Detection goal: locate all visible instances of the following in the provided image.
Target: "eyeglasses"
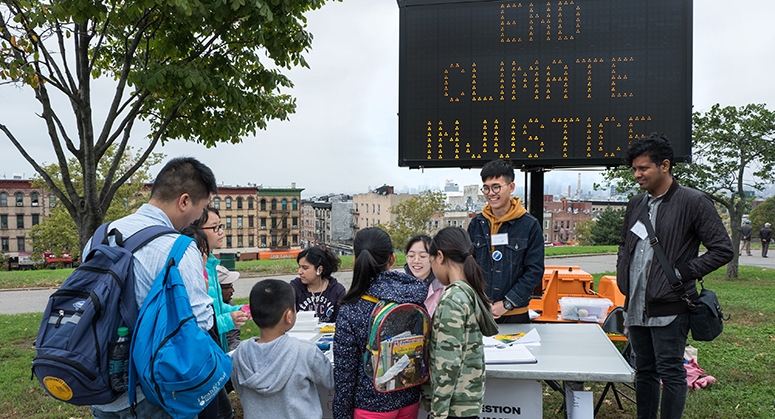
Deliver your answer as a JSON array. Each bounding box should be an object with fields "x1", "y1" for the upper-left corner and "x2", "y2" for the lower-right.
[
  {"x1": 481, "y1": 183, "x2": 507, "y2": 194},
  {"x1": 206, "y1": 224, "x2": 224, "y2": 233},
  {"x1": 220, "y1": 284, "x2": 233, "y2": 290},
  {"x1": 406, "y1": 252, "x2": 429, "y2": 261}
]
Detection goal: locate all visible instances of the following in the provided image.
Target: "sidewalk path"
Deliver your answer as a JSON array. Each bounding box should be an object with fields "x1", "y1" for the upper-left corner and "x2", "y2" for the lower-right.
[{"x1": 3, "y1": 253, "x2": 773, "y2": 315}]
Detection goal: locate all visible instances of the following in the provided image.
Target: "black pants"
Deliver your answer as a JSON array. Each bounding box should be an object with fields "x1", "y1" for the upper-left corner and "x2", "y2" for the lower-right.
[{"x1": 495, "y1": 311, "x2": 530, "y2": 324}]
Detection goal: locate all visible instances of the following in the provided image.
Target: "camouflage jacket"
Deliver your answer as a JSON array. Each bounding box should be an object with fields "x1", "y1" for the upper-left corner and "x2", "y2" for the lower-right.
[{"x1": 422, "y1": 280, "x2": 498, "y2": 418}]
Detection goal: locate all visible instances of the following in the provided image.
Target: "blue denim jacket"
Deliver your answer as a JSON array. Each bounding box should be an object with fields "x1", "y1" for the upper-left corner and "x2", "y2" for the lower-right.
[{"x1": 467, "y1": 213, "x2": 544, "y2": 308}]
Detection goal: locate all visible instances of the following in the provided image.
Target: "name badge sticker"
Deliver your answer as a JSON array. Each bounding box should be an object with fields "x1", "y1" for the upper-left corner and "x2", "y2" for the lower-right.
[
  {"x1": 630, "y1": 220, "x2": 648, "y2": 241},
  {"x1": 491, "y1": 233, "x2": 509, "y2": 246}
]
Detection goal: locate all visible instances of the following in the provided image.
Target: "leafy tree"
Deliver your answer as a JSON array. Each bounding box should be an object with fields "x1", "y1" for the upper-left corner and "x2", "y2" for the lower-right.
[
  {"x1": 749, "y1": 197, "x2": 775, "y2": 240},
  {"x1": 28, "y1": 145, "x2": 158, "y2": 263},
  {"x1": 0, "y1": 0, "x2": 334, "y2": 252},
  {"x1": 590, "y1": 207, "x2": 625, "y2": 245},
  {"x1": 574, "y1": 219, "x2": 595, "y2": 246},
  {"x1": 599, "y1": 104, "x2": 775, "y2": 277},
  {"x1": 28, "y1": 206, "x2": 80, "y2": 266},
  {"x1": 378, "y1": 190, "x2": 446, "y2": 252}
]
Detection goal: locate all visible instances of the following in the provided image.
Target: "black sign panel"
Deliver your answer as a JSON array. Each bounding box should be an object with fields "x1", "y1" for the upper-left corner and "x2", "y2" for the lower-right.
[{"x1": 398, "y1": 0, "x2": 692, "y2": 168}]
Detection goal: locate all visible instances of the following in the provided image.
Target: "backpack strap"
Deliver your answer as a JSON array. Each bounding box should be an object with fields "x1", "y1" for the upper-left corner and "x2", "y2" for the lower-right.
[
  {"x1": 123, "y1": 225, "x2": 179, "y2": 254},
  {"x1": 361, "y1": 295, "x2": 379, "y2": 304}
]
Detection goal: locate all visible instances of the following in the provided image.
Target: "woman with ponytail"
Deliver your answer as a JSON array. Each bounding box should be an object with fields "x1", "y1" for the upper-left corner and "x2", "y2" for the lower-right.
[
  {"x1": 422, "y1": 227, "x2": 498, "y2": 419},
  {"x1": 333, "y1": 228, "x2": 428, "y2": 419}
]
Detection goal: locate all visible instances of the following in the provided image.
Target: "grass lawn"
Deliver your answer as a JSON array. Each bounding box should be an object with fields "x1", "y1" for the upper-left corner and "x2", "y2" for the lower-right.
[
  {"x1": 0, "y1": 245, "x2": 614, "y2": 289},
  {"x1": 5, "y1": 265, "x2": 774, "y2": 418}
]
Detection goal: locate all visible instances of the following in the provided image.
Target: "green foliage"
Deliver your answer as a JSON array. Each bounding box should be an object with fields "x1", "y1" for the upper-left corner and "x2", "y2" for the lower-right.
[
  {"x1": 380, "y1": 190, "x2": 447, "y2": 252},
  {"x1": 573, "y1": 219, "x2": 595, "y2": 246},
  {"x1": 27, "y1": 206, "x2": 80, "y2": 265},
  {"x1": 749, "y1": 196, "x2": 775, "y2": 239},
  {"x1": 0, "y1": 0, "x2": 336, "y2": 251},
  {"x1": 590, "y1": 207, "x2": 625, "y2": 245}
]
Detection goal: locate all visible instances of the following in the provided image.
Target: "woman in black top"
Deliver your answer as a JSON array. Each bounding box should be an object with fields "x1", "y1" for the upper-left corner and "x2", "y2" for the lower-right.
[{"x1": 290, "y1": 247, "x2": 346, "y2": 322}]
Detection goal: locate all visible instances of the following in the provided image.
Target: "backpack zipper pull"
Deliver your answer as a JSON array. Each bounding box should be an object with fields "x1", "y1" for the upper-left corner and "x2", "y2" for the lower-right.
[{"x1": 55, "y1": 310, "x2": 65, "y2": 328}]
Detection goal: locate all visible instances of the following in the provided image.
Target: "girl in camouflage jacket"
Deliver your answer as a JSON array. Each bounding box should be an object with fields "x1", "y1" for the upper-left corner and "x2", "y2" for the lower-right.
[{"x1": 424, "y1": 227, "x2": 499, "y2": 419}]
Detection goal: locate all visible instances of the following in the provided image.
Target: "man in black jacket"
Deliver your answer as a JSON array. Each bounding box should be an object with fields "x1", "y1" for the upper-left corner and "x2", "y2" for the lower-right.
[
  {"x1": 760, "y1": 223, "x2": 772, "y2": 258},
  {"x1": 617, "y1": 134, "x2": 733, "y2": 419}
]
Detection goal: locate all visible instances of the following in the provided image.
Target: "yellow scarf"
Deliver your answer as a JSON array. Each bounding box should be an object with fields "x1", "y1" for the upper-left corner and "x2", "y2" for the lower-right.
[{"x1": 482, "y1": 197, "x2": 527, "y2": 252}]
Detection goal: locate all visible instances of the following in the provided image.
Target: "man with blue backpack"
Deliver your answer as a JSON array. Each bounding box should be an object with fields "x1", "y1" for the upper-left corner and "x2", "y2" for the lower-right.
[{"x1": 35, "y1": 157, "x2": 218, "y2": 419}]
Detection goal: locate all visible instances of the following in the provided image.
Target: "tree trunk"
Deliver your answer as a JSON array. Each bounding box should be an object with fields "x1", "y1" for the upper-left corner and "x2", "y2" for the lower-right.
[
  {"x1": 76, "y1": 205, "x2": 107, "y2": 260},
  {"x1": 725, "y1": 261, "x2": 738, "y2": 278}
]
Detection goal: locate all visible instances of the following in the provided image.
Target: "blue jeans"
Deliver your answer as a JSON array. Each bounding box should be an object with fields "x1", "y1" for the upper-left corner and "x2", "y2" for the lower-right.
[
  {"x1": 628, "y1": 312, "x2": 690, "y2": 419},
  {"x1": 91, "y1": 399, "x2": 170, "y2": 419}
]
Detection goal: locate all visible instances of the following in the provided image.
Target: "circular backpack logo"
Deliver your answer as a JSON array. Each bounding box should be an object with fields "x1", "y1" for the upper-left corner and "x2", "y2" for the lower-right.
[{"x1": 43, "y1": 376, "x2": 73, "y2": 401}]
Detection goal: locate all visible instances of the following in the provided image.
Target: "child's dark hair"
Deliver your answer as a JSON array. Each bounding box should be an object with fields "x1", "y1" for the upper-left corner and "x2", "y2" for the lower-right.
[
  {"x1": 404, "y1": 235, "x2": 432, "y2": 254},
  {"x1": 480, "y1": 159, "x2": 515, "y2": 183},
  {"x1": 623, "y1": 132, "x2": 674, "y2": 171},
  {"x1": 429, "y1": 227, "x2": 491, "y2": 308},
  {"x1": 249, "y1": 279, "x2": 296, "y2": 328},
  {"x1": 340, "y1": 228, "x2": 394, "y2": 304},
  {"x1": 297, "y1": 247, "x2": 341, "y2": 279},
  {"x1": 192, "y1": 206, "x2": 220, "y2": 229},
  {"x1": 179, "y1": 224, "x2": 209, "y2": 256}
]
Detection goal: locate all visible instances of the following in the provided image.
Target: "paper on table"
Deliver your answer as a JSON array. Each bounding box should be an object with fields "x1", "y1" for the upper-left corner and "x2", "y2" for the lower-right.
[
  {"x1": 483, "y1": 328, "x2": 541, "y2": 347},
  {"x1": 485, "y1": 344, "x2": 537, "y2": 364}
]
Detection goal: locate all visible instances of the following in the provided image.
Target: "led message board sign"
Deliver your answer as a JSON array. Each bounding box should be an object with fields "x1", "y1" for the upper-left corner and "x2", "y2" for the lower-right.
[{"x1": 397, "y1": 0, "x2": 692, "y2": 168}]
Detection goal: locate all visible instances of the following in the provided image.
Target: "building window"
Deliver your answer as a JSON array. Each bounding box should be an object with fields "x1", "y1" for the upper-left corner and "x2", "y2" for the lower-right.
[
  {"x1": 237, "y1": 197, "x2": 243, "y2": 209},
  {"x1": 0, "y1": 192, "x2": 6, "y2": 206},
  {"x1": 49, "y1": 194, "x2": 56, "y2": 207},
  {"x1": 226, "y1": 235, "x2": 232, "y2": 248},
  {"x1": 32, "y1": 214, "x2": 39, "y2": 226},
  {"x1": 365, "y1": 205, "x2": 369, "y2": 213},
  {"x1": 226, "y1": 197, "x2": 232, "y2": 209},
  {"x1": 282, "y1": 218, "x2": 287, "y2": 229},
  {"x1": 372, "y1": 204, "x2": 375, "y2": 213},
  {"x1": 213, "y1": 197, "x2": 220, "y2": 209},
  {"x1": 292, "y1": 199, "x2": 298, "y2": 210},
  {"x1": 249, "y1": 235, "x2": 254, "y2": 247},
  {"x1": 237, "y1": 216, "x2": 243, "y2": 229},
  {"x1": 292, "y1": 217, "x2": 298, "y2": 228},
  {"x1": 271, "y1": 199, "x2": 277, "y2": 210},
  {"x1": 17, "y1": 237, "x2": 25, "y2": 252},
  {"x1": 271, "y1": 217, "x2": 277, "y2": 228},
  {"x1": 16, "y1": 192, "x2": 23, "y2": 206},
  {"x1": 17, "y1": 215, "x2": 24, "y2": 229},
  {"x1": 282, "y1": 236, "x2": 288, "y2": 247},
  {"x1": 261, "y1": 217, "x2": 266, "y2": 229},
  {"x1": 282, "y1": 199, "x2": 287, "y2": 210},
  {"x1": 31, "y1": 192, "x2": 39, "y2": 207},
  {"x1": 248, "y1": 197, "x2": 254, "y2": 210},
  {"x1": 1, "y1": 237, "x2": 8, "y2": 252},
  {"x1": 261, "y1": 235, "x2": 267, "y2": 247},
  {"x1": 292, "y1": 234, "x2": 298, "y2": 245},
  {"x1": 377, "y1": 204, "x2": 380, "y2": 214},
  {"x1": 0, "y1": 215, "x2": 6, "y2": 229},
  {"x1": 237, "y1": 235, "x2": 243, "y2": 248},
  {"x1": 226, "y1": 216, "x2": 232, "y2": 229},
  {"x1": 248, "y1": 216, "x2": 254, "y2": 228},
  {"x1": 271, "y1": 235, "x2": 277, "y2": 247}
]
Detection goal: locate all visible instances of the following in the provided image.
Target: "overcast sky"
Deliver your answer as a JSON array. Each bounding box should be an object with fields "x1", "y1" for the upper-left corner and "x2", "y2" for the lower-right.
[{"x1": 2, "y1": 0, "x2": 775, "y2": 197}]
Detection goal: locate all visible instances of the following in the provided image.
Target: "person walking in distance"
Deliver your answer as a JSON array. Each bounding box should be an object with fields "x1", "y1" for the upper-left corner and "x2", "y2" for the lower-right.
[
  {"x1": 740, "y1": 220, "x2": 753, "y2": 256},
  {"x1": 760, "y1": 222, "x2": 772, "y2": 258}
]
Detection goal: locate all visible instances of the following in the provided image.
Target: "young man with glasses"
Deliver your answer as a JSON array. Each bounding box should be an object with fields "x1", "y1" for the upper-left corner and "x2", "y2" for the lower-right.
[{"x1": 467, "y1": 159, "x2": 544, "y2": 323}]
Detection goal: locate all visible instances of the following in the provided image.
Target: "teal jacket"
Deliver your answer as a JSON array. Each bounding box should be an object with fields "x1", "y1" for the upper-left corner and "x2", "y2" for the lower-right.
[{"x1": 206, "y1": 254, "x2": 241, "y2": 352}]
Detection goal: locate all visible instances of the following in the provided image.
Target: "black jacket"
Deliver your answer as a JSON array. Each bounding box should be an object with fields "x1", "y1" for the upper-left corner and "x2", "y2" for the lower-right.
[
  {"x1": 616, "y1": 179, "x2": 733, "y2": 317},
  {"x1": 760, "y1": 228, "x2": 772, "y2": 243}
]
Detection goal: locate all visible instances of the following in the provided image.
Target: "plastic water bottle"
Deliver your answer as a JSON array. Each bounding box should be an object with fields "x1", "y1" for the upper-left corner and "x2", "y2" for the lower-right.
[{"x1": 109, "y1": 327, "x2": 129, "y2": 392}]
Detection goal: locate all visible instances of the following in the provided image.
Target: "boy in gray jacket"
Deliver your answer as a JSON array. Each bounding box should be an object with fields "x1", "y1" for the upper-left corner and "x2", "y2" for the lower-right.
[{"x1": 231, "y1": 279, "x2": 334, "y2": 419}]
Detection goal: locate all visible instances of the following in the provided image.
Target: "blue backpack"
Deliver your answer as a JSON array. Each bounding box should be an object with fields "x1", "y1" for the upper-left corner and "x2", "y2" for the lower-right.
[
  {"x1": 129, "y1": 235, "x2": 232, "y2": 419},
  {"x1": 33, "y1": 223, "x2": 176, "y2": 405}
]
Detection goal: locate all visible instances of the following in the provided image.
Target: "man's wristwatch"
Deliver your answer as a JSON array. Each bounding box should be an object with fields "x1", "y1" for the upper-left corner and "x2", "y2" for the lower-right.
[{"x1": 502, "y1": 299, "x2": 514, "y2": 310}]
